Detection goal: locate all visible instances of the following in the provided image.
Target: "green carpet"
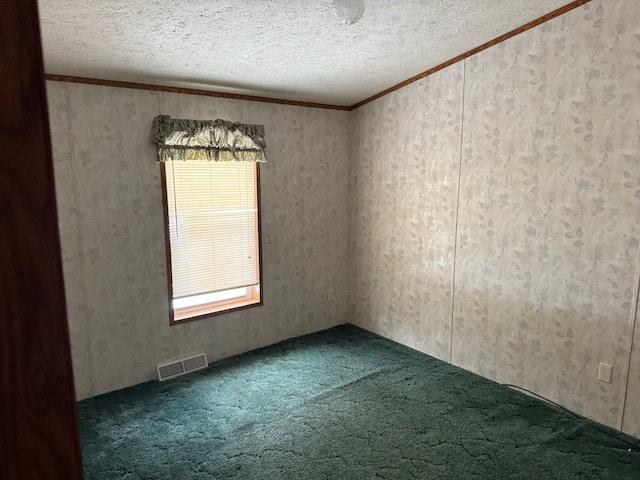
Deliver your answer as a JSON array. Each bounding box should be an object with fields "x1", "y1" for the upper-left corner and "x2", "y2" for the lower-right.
[{"x1": 78, "y1": 325, "x2": 639, "y2": 479}]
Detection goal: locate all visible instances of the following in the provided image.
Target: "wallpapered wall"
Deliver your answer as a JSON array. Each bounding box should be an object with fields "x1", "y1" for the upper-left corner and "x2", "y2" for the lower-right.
[
  {"x1": 349, "y1": 0, "x2": 640, "y2": 436},
  {"x1": 47, "y1": 82, "x2": 350, "y2": 399},
  {"x1": 48, "y1": 0, "x2": 640, "y2": 438}
]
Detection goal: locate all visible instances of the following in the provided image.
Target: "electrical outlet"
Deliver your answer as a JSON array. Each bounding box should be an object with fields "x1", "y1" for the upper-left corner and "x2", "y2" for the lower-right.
[
  {"x1": 327, "y1": 289, "x2": 335, "y2": 302},
  {"x1": 598, "y1": 362, "x2": 612, "y2": 383}
]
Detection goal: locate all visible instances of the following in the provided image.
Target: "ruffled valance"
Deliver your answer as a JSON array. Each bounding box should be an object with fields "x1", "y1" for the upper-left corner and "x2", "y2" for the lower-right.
[{"x1": 151, "y1": 115, "x2": 267, "y2": 163}]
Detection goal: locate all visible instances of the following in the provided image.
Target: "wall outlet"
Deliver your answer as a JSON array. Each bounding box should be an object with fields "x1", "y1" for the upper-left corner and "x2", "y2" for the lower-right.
[
  {"x1": 597, "y1": 362, "x2": 612, "y2": 383},
  {"x1": 327, "y1": 289, "x2": 335, "y2": 302}
]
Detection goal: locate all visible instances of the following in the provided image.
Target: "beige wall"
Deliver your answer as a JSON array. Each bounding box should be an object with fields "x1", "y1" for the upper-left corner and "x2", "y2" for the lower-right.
[
  {"x1": 48, "y1": 82, "x2": 350, "y2": 399},
  {"x1": 349, "y1": 0, "x2": 640, "y2": 437}
]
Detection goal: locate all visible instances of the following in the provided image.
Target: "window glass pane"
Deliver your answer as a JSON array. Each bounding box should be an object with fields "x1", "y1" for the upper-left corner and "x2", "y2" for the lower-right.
[{"x1": 165, "y1": 161, "x2": 260, "y2": 299}]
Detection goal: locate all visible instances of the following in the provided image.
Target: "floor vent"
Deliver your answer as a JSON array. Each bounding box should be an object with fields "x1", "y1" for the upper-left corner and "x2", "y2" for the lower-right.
[{"x1": 156, "y1": 353, "x2": 208, "y2": 381}]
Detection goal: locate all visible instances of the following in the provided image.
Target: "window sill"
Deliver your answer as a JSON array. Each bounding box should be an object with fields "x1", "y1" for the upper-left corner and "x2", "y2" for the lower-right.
[{"x1": 170, "y1": 289, "x2": 261, "y2": 325}]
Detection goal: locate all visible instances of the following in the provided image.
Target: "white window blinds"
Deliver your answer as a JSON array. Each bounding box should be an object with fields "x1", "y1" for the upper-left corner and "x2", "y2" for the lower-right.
[{"x1": 165, "y1": 161, "x2": 259, "y2": 299}]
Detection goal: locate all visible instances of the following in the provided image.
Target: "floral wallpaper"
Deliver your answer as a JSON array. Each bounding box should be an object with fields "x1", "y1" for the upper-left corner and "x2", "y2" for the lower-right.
[
  {"x1": 48, "y1": 82, "x2": 350, "y2": 399},
  {"x1": 349, "y1": 0, "x2": 640, "y2": 437},
  {"x1": 349, "y1": 63, "x2": 463, "y2": 362},
  {"x1": 454, "y1": 0, "x2": 640, "y2": 432}
]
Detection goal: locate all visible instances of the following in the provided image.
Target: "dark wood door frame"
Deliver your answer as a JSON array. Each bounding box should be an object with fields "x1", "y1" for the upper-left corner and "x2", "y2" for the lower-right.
[{"x1": 0, "y1": 0, "x2": 84, "y2": 478}]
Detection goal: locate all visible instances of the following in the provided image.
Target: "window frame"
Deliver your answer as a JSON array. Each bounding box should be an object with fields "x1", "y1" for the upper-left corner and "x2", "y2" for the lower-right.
[{"x1": 160, "y1": 161, "x2": 263, "y2": 325}]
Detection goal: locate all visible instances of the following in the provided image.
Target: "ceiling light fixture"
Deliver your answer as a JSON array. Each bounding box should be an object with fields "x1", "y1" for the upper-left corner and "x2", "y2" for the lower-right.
[{"x1": 332, "y1": 0, "x2": 365, "y2": 25}]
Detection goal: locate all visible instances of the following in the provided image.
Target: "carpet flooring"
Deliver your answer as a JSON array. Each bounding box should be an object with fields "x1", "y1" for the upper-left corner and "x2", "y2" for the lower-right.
[{"x1": 78, "y1": 325, "x2": 639, "y2": 479}]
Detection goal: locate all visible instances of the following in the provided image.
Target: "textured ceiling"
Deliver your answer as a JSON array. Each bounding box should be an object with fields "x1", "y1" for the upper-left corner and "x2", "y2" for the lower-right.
[{"x1": 38, "y1": 0, "x2": 575, "y2": 106}]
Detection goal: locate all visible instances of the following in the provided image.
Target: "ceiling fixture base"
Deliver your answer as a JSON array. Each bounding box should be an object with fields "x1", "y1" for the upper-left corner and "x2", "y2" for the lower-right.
[{"x1": 332, "y1": 0, "x2": 365, "y2": 25}]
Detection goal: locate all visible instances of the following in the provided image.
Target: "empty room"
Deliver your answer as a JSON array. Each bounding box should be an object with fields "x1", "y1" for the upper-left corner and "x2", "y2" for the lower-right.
[{"x1": 2, "y1": 0, "x2": 640, "y2": 478}]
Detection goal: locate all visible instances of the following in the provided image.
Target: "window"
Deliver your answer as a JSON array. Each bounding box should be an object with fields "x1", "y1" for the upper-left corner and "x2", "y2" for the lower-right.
[
  {"x1": 161, "y1": 161, "x2": 262, "y2": 322},
  {"x1": 152, "y1": 116, "x2": 266, "y2": 324}
]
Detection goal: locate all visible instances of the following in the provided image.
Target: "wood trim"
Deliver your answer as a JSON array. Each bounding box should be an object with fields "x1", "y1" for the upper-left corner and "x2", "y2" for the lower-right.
[
  {"x1": 45, "y1": 74, "x2": 351, "y2": 111},
  {"x1": 0, "y1": 0, "x2": 84, "y2": 478},
  {"x1": 349, "y1": 0, "x2": 591, "y2": 110},
  {"x1": 256, "y1": 162, "x2": 264, "y2": 314},
  {"x1": 159, "y1": 162, "x2": 176, "y2": 325}
]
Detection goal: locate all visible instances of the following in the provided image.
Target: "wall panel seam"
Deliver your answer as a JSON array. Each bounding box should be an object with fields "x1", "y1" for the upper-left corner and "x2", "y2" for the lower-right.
[
  {"x1": 346, "y1": 110, "x2": 353, "y2": 325},
  {"x1": 617, "y1": 243, "x2": 640, "y2": 431},
  {"x1": 449, "y1": 60, "x2": 466, "y2": 365}
]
